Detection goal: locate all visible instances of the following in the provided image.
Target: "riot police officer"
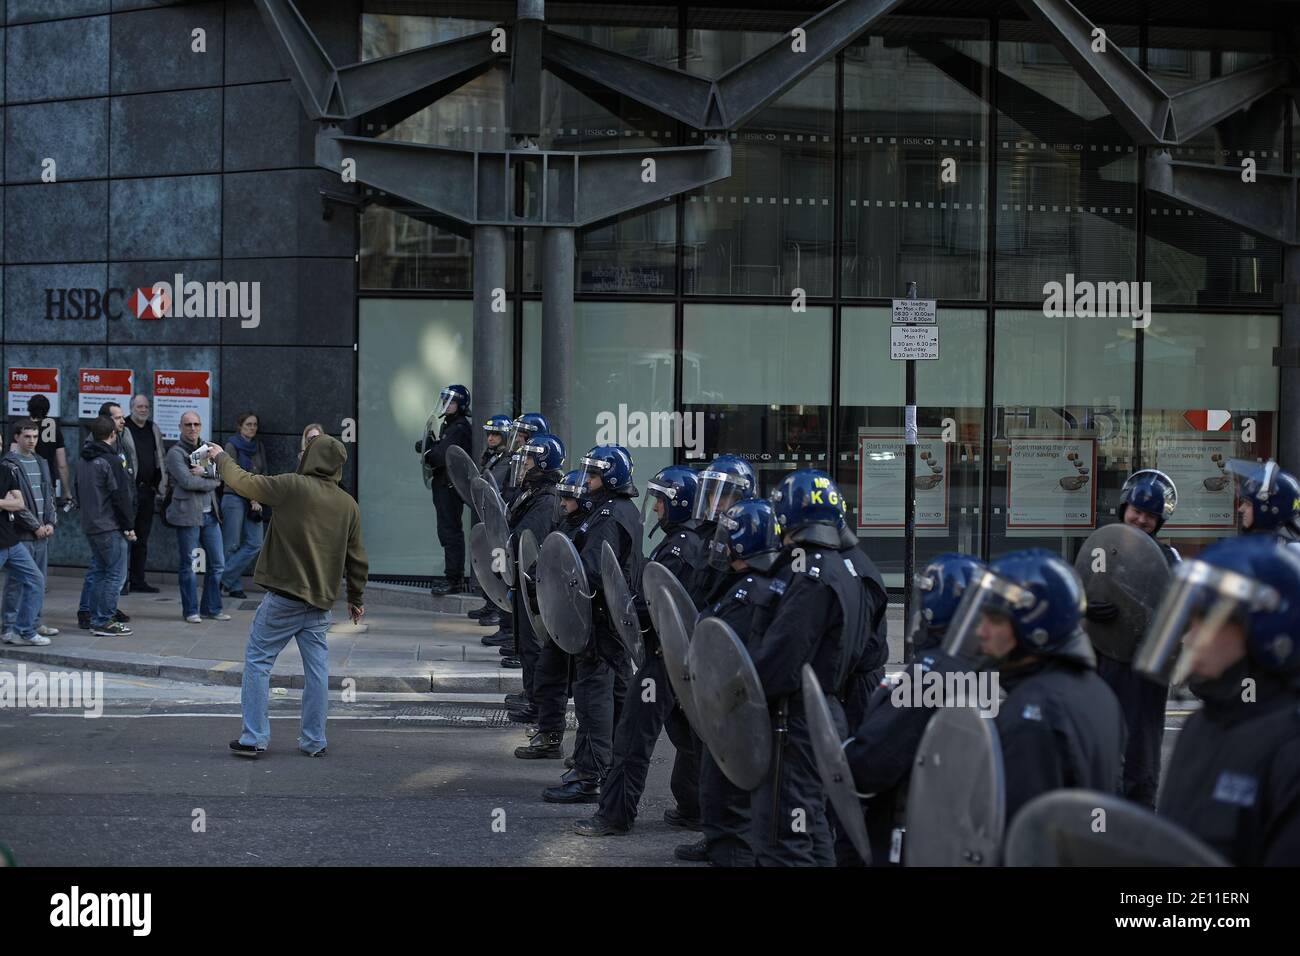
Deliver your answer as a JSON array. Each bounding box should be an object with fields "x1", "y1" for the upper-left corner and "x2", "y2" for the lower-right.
[
  {"x1": 515, "y1": 470, "x2": 589, "y2": 761},
  {"x1": 1226, "y1": 458, "x2": 1300, "y2": 541},
  {"x1": 942, "y1": 549, "x2": 1124, "y2": 822},
  {"x1": 500, "y1": 434, "x2": 565, "y2": 724},
  {"x1": 542, "y1": 445, "x2": 644, "y2": 803},
  {"x1": 1136, "y1": 536, "x2": 1300, "y2": 865},
  {"x1": 844, "y1": 552, "x2": 985, "y2": 866},
  {"x1": 416, "y1": 384, "x2": 472, "y2": 595},
  {"x1": 468, "y1": 414, "x2": 515, "y2": 625},
  {"x1": 1089, "y1": 469, "x2": 1180, "y2": 808},
  {"x1": 491, "y1": 413, "x2": 549, "y2": 660},
  {"x1": 573, "y1": 465, "x2": 710, "y2": 837},
  {"x1": 746, "y1": 469, "x2": 887, "y2": 866}
]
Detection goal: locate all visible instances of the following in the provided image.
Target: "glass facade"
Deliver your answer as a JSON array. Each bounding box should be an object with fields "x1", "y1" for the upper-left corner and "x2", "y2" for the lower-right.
[{"x1": 357, "y1": 4, "x2": 1290, "y2": 582}]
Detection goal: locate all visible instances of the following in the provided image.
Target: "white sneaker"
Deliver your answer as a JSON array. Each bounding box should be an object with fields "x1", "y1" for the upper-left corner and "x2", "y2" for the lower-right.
[
  {"x1": 185, "y1": 614, "x2": 202, "y2": 624},
  {"x1": 37, "y1": 625, "x2": 59, "y2": 637},
  {"x1": 4, "y1": 632, "x2": 50, "y2": 646},
  {"x1": 204, "y1": 613, "x2": 233, "y2": 621}
]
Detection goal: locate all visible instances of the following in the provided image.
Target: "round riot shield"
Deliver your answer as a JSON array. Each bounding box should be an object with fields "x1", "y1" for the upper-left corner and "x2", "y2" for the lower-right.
[
  {"x1": 601, "y1": 541, "x2": 645, "y2": 668},
  {"x1": 1074, "y1": 523, "x2": 1172, "y2": 664},
  {"x1": 904, "y1": 706, "x2": 1004, "y2": 866},
  {"x1": 686, "y1": 617, "x2": 771, "y2": 791},
  {"x1": 649, "y1": 581, "x2": 704, "y2": 733},
  {"x1": 536, "y1": 531, "x2": 593, "y2": 654},
  {"x1": 469, "y1": 522, "x2": 511, "y2": 612},
  {"x1": 473, "y1": 477, "x2": 512, "y2": 571},
  {"x1": 802, "y1": 664, "x2": 871, "y2": 864},
  {"x1": 446, "y1": 444, "x2": 480, "y2": 513},
  {"x1": 642, "y1": 561, "x2": 698, "y2": 641},
  {"x1": 1005, "y1": 790, "x2": 1228, "y2": 866},
  {"x1": 517, "y1": 529, "x2": 550, "y2": 645},
  {"x1": 417, "y1": 412, "x2": 438, "y2": 489}
]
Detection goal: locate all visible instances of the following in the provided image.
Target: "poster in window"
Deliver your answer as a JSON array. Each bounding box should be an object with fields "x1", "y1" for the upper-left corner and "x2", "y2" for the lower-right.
[
  {"x1": 1155, "y1": 436, "x2": 1237, "y2": 534},
  {"x1": 1007, "y1": 438, "x2": 1097, "y2": 532},
  {"x1": 856, "y1": 431, "x2": 951, "y2": 535}
]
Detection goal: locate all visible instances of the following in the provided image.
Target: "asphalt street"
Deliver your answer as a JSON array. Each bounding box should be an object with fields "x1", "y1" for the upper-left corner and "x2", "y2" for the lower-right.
[{"x1": 0, "y1": 669, "x2": 695, "y2": 867}]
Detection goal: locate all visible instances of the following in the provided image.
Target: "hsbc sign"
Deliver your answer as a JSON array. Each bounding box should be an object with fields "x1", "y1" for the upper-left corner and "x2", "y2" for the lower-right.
[{"x1": 44, "y1": 274, "x2": 260, "y2": 328}]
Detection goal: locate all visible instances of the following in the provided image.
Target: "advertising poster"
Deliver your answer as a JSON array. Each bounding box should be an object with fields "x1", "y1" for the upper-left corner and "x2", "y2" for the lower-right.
[
  {"x1": 1007, "y1": 438, "x2": 1097, "y2": 532},
  {"x1": 1155, "y1": 436, "x2": 1237, "y2": 534},
  {"x1": 857, "y1": 431, "x2": 951, "y2": 535},
  {"x1": 153, "y1": 370, "x2": 212, "y2": 441},
  {"x1": 78, "y1": 369, "x2": 134, "y2": 419},
  {"x1": 7, "y1": 367, "x2": 60, "y2": 417}
]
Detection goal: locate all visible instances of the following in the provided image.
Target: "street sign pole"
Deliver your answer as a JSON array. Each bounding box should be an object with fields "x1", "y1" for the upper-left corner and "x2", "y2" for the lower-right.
[{"x1": 903, "y1": 280, "x2": 918, "y2": 666}]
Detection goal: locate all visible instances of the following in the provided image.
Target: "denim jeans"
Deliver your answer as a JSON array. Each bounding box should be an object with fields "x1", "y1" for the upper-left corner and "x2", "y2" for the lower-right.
[
  {"x1": 0, "y1": 542, "x2": 43, "y2": 638},
  {"x1": 3, "y1": 537, "x2": 47, "y2": 631},
  {"x1": 239, "y1": 592, "x2": 332, "y2": 753},
  {"x1": 220, "y1": 492, "x2": 263, "y2": 591},
  {"x1": 84, "y1": 531, "x2": 128, "y2": 629},
  {"x1": 176, "y1": 511, "x2": 225, "y2": 618}
]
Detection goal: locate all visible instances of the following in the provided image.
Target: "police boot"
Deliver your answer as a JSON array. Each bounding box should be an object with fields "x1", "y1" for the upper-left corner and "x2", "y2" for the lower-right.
[
  {"x1": 507, "y1": 704, "x2": 539, "y2": 723},
  {"x1": 482, "y1": 629, "x2": 514, "y2": 647},
  {"x1": 573, "y1": 815, "x2": 630, "y2": 838},
  {"x1": 664, "y1": 808, "x2": 702, "y2": 831},
  {"x1": 543, "y1": 771, "x2": 600, "y2": 804},
  {"x1": 497, "y1": 641, "x2": 519, "y2": 655},
  {"x1": 504, "y1": 692, "x2": 530, "y2": 707},
  {"x1": 431, "y1": 576, "x2": 463, "y2": 596},
  {"x1": 514, "y1": 731, "x2": 563, "y2": 759},
  {"x1": 501, "y1": 655, "x2": 522, "y2": 669},
  {"x1": 673, "y1": 838, "x2": 709, "y2": 863},
  {"x1": 478, "y1": 610, "x2": 503, "y2": 628}
]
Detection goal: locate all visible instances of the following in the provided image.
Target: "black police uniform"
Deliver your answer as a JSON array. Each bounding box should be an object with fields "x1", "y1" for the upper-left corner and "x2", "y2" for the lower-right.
[
  {"x1": 1094, "y1": 541, "x2": 1178, "y2": 808},
  {"x1": 995, "y1": 644, "x2": 1125, "y2": 822},
  {"x1": 422, "y1": 411, "x2": 472, "y2": 583},
  {"x1": 844, "y1": 644, "x2": 968, "y2": 866},
  {"x1": 506, "y1": 469, "x2": 560, "y2": 704},
  {"x1": 746, "y1": 541, "x2": 882, "y2": 866},
  {"x1": 597, "y1": 520, "x2": 710, "y2": 830},
  {"x1": 694, "y1": 566, "x2": 783, "y2": 867},
  {"x1": 1159, "y1": 666, "x2": 1300, "y2": 865},
  {"x1": 567, "y1": 489, "x2": 644, "y2": 786}
]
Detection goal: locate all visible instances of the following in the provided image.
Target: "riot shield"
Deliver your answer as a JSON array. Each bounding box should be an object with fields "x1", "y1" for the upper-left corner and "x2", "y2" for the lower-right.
[
  {"x1": 650, "y1": 584, "x2": 704, "y2": 733},
  {"x1": 904, "y1": 706, "x2": 1004, "y2": 866},
  {"x1": 417, "y1": 412, "x2": 439, "y2": 489},
  {"x1": 469, "y1": 522, "x2": 511, "y2": 612},
  {"x1": 686, "y1": 617, "x2": 771, "y2": 791},
  {"x1": 1074, "y1": 523, "x2": 1172, "y2": 664},
  {"x1": 601, "y1": 541, "x2": 645, "y2": 668},
  {"x1": 536, "y1": 531, "x2": 593, "y2": 653},
  {"x1": 1004, "y1": 790, "x2": 1229, "y2": 866},
  {"x1": 446, "y1": 444, "x2": 480, "y2": 513},
  {"x1": 642, "y1": 561, "x2": 698, "y2": 640},
  {"x1": 517, "y1": 529, "x2": 550, "y2": 645},
  {"x1": 802, "y1": 664, "x2": 872, "y2": 864}
]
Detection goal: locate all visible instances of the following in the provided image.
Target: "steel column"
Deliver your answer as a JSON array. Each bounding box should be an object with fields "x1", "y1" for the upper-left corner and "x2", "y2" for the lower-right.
[
  {"x1": 541, "y1": 228, "x2": 575, "y2": 449},
  {"x1": 1281, "y1": 245, "x2": 1300, "y2": 475},
  {"x1": 473, "y1": 226, "x2": 510, "y2": 462}
]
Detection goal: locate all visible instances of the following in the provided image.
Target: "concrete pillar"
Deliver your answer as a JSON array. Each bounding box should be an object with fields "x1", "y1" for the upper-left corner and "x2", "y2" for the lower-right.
[
  {"x1": 1279, "y1": 244, "x2": 1300, "y2": 475},
  {"x1": 541, "y1": 227, "x2": 575, "y2": 450},
  {"x1": 472, "y1": 225, "x2": 509, "y2": 462}
]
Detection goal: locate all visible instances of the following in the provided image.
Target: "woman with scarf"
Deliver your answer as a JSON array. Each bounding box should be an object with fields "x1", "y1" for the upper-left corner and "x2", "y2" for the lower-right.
[{"x1": 221, "y1": 412, "x2": 268, "y2": 599}]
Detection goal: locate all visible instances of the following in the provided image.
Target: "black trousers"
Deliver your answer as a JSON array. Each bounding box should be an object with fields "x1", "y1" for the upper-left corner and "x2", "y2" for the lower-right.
[
  {"x1": 700, "y1": 749, "x2": 753, "y2": 866},
  {"x1": 534, "y1": 638, "x2": 572, "y2": 734},
  {"x1": 129, "y1": 486, "x2": 157, "y2": 586},
  {"x1": 1097, "y1": 653, "x2": 1167, "y2": 808},
  {"x1": 431, "y1": 483, "x2": 465, "y2": 581},
  {"x1": 597, "y1": 653, "x2": 700, "y2": 828},
  {"x1": 514, "y1": 591, "x2": 539, "y2": 700},
  {"x1": 571, "y1": 629, "x2": 627, "y2": 783},
  {"x1": 749, "y1": 708, "x2": 834, "y2": 867}
]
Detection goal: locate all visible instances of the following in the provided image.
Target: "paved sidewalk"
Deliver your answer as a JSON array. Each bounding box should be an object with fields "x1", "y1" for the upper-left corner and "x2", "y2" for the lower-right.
[
  {"x1": 0, "y1": 572, "x2": 523, "y2": 694},
  {"x1": 0, "y1": 570, "x2": 907, "y2": 694}
]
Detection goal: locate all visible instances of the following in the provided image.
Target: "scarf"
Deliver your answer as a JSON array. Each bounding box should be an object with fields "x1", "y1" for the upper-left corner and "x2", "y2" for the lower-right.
[{"x1": 229, "y1": 433, "x2": 258, "y2": 471}]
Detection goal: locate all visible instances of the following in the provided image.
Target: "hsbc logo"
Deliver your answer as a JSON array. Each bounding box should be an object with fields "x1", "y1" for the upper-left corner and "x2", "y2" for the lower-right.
[{"x1": 44, "y1": 274, "x2": 260, "y2": 328}]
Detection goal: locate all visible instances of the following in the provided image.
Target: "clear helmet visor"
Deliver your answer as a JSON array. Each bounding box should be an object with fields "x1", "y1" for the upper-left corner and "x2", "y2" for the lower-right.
[
  {"x1": 552, "y1": 480, "x2": 586, "y2": 525},
  {"x1": 1133, "y1": 560, "x2": 1278, "y2": 686},
  {"x1": 434, "y1": 388, "x2": 458, "y2": 418},
  {"x1": 707, "y1": 511, "x2": 742, "y2": 570},
  {"x1": 906, "y1": 572, "x2": 935, "y2": 648},
  {"x1": 640, "y1": 480, "x2": 673, "y2": 526},
  {"x1": 940, "y1": 568, "x2": 1038, "y2": 663},
  {"x1": 1122, "y1": 468, "x2": 1178, "y2": 517},
  {"x1": 508, "y1": 450, "x2": 535, "y2": 489},
  {"x1": 580, "y1": 456, "x2": 612, "y2": 491},
  {"x1": 1225, "y1": 458, "x2": 1278, "y2": 499},
  {"x1": 691, "y1": 470, "x2": 748, "y2": 522}
]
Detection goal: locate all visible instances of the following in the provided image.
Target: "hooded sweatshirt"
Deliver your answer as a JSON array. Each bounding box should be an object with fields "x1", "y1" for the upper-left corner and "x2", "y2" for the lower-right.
[
  {"x1": 76, "y1": 440, "x2": 135, "y2": 535},
  {"x1": 216, "y1": 435, "x2": 367, "y2": 610}
]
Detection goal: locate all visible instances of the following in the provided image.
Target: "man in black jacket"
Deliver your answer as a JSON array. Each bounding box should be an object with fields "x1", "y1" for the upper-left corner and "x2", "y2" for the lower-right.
[
  {"x1": 74, "y1": 416, "x2": 137, "y2": 638},
  {"x1": 416, "y1": 384, "x2": 472, "y2": 595}
]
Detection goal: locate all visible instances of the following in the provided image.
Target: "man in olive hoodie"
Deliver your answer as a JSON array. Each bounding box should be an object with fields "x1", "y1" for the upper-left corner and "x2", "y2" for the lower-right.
[{"x1": 207, "y1": 432, "x2": 368, "y2": 758}]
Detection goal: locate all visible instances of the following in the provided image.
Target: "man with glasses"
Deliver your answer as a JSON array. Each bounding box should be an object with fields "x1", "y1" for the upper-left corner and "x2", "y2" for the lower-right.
[{"x1": 164, "y1": 411, "x2": 229, "y2": 624}]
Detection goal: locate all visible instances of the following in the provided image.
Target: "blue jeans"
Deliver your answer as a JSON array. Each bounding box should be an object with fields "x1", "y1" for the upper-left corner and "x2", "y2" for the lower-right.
[
  {"x1": 3, "y1": 538, "x2": 47, "y2": 631},
  {"x1": 239, "y1": 592, "x2": 332, "y2": 753},
  {"x1": 84, "y1": 531, "x2": 128, "y2": 629},
  {"x1": 220, "y1": 492, "x2": 263, "y2": 591},
  {"x1": 176, "y1": 512, "x2": 225, "y2": 618},
  {"x1": 0, "y1": 542, "x2": 43, "y2": 638}
]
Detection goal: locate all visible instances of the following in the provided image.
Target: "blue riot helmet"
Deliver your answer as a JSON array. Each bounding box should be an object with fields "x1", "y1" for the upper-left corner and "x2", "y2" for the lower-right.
[
  {"x1": 641, "y1": 464, "x2": 699, "y2": 532},
  {"x1": 509, "y1": 433, "x2": 565, "y2": 488},
  {"x1": 692, "y1": 454, "x2": 756, "y2": 523},
  {"x1": 907, "y1": 553, "x2": 987, "y2": 650},
  {"x1": 435, "y1": 384, "x2": 470, "y2": 418},
  {"x1": 1117, "y1": 469, "x2": 1178, "y2": 533},
  {"x1": 941, "y1": 549, "x2": 1091, "y2": 665},
  {"x1": 708, "y1": 498, "x2": 783, "y2": 572},
  {"x1": 553, "y1": 468, "x2": 591, "y2": 524},
  {"x1": 1135, "y1": 536, "x2": 1300, "y2": 684},
  {"x1": 767, "y1": 468, "x2": 848, "y2": 549},
  {"x1": 483, "y1": 414, "x2": 512, "y2": 450},
  {"x1": 1225, "y1": 459, "x2": 1300, "y2": 535},
  {"x1": 505, "y1": 412, "x2": 550, "y2": 453},
  {"x1": 580, "y1": 444, "x2": 634, "y2": 493}
]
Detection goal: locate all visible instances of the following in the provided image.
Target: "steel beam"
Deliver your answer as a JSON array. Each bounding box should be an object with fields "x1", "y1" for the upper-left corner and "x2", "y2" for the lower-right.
[
  {"x1": 1167, "y1": 60, "x2": 1295, "y2": 145},
  {"x1": 541, "y1": 229, "x2": 575, "y2": 451},
  {"x1": 1146, "y1": 152, "x2": 1299, "y2": 246},
  {"x1": 473, "y1": 227, "x2": 511, "y2": 462},
  {"x1": 254, "y1": 0, "x2": 499, "y2": 124},
  {"x1": 315, "y1": 131, "x2": 729, "y2": 227}
]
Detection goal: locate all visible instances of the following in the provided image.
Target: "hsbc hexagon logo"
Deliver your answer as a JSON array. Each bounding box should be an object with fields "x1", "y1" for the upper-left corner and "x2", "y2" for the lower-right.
[{"x1": 132, "y1": 286, "x2": 171, "y2": 320}]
